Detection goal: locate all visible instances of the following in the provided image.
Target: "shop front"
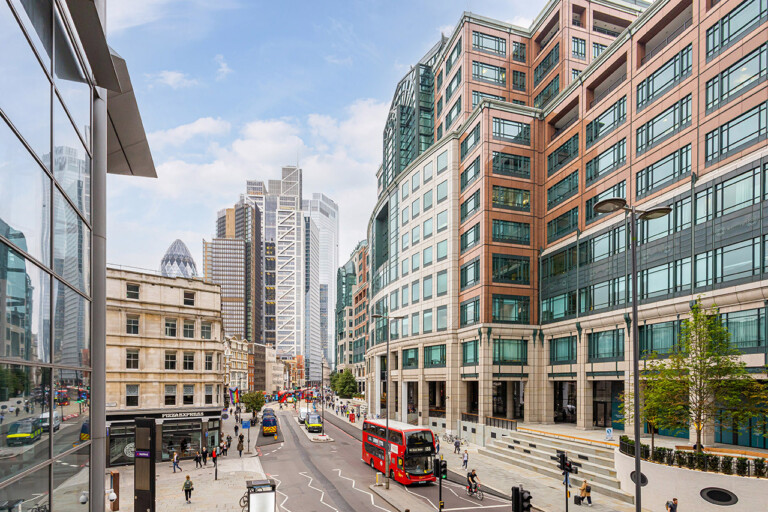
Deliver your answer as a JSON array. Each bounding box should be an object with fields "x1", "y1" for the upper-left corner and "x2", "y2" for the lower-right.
[{"x1": 106, "y1": 407, "x2": 222, "y2": 466}]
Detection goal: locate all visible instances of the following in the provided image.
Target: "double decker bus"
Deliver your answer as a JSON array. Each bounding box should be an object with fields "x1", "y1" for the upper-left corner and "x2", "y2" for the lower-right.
[{"x1": 362, "y1": 419, "x2": 435, "y2": 485}]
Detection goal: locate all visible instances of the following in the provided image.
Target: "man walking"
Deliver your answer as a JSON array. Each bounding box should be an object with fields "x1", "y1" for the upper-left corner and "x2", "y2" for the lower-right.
[
  {"x1": 194, "y1": 451, "x2": 202, "y2": 469},
  {"x1": 666, "y1": 498, "x2": 678, "y2": 512},
  {"x1": 182, "y1": 475, "x2": 193, "y2": 503},
  {"x1": 237, "y1": 439, "x2": 244, "y2": 457},
  {"x1": 172, "y1": 452, "x2": 182, "y2": 473},
  {"x1": 454, "y1": 438, "x2": 460, "y2": 454},
  {"x1": 462, "y1": 450, "x2": 469, "y2": 470},
  {"x1": 201, "y1": 446, "x2": 208, "y2": 466}
]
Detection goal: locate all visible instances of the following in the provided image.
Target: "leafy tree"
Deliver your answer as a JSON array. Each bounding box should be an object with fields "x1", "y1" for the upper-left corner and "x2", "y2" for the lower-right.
[
  {"x1": 241, "y1": 391, "x2": 266, "y2": 414},
  {"x1": 330, "y1": 371, "x2": 340, "y2": 394},
  {"x1": 619, "y1": 375, "x2": 685, "y2": 452},
  {"x1": 646, "y1": 298, "x2": 768, "y2": 452},
  {"x1": 336, "y1": 370, "x2": 358, "y2": 399}
]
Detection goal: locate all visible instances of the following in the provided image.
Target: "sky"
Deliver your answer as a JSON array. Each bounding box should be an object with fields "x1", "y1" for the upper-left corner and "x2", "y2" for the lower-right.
[{"x1": 105, "y1": 0, "x2": 542, "y2": 271}]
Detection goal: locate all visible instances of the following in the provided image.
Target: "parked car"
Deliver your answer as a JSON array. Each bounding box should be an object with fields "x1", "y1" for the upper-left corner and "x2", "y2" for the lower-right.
[{"x1": 305, "y1": 414, "x2": 323, "y2": 433}]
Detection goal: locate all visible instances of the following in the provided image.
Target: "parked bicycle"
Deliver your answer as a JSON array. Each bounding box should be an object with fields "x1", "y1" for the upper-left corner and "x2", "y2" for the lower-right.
[{"x1": 442, "y1": 433, "x2": 465, "y2": 445}]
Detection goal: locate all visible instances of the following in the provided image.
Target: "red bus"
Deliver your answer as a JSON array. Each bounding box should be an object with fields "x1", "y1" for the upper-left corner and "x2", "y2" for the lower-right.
[{"x1": 362, "y1": 419, "x2": 436, "y2": 485}]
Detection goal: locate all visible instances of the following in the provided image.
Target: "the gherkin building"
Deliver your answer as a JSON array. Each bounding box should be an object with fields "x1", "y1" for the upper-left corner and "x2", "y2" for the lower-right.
[{"x1": 160, "y1": 239, "x2": 198, "y2": 278}]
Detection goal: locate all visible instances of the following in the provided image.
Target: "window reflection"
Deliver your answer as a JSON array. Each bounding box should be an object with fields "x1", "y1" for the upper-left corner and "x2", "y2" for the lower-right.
[
  {"x1": 53, "y1": 189, "x2": 90, "y2": 295},
  {"x1": 53, "y1": 446, "x2": 90, "y2": 510},
  {"x1": 54, "y1": 7, "x2": 90, "y2": 145},
  {"x1": 54, "y1": 99, "x2": 91, "y2": 222},
  {"x1": 53, "y1": 369, "x2": 89, "y2": 456},
  {"x1": 53, "y1": 279, "x2": 90, "y2": 367}
]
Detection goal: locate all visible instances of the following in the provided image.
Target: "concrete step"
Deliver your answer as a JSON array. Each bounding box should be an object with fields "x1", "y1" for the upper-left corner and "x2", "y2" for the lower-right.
[
  {"x1": 507, "y1": 429, "x2": 616, "y2": 458},
  {"x1": 492, "y1": 433, "x2": 615, "y2": 467},
  {"x1": 478, "y1": 447, "x2": 634, "y2": 505},
  {"x1": 487, "y1": 439, "x2": 616, "y2": 478}
]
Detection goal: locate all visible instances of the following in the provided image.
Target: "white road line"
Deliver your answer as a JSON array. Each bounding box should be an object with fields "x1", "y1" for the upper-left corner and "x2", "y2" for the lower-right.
[
  {"x1": 272, "y1": 476, "x2": 293, "y2": 512},
  {"x1": 444, "y1": 505, "x2": 509, "y2": 511},
  {"x1": 332, "y1": 468, "x2": 391, "y2": 512},
  {"x1": 404, "y1": 484, "x2": 438, "y2": 510},
  {"x1": 299, "y1": 471, "x2": 339, "y2": 511},
  {"x1": 444, "y1": 481, "x2": 508, "y2": 503}
]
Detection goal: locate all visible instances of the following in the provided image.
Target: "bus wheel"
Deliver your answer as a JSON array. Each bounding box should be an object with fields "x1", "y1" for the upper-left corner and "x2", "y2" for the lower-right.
[
  {"x1": 389, "y1": 470, "x2": 395, "y2": 480},
  {"x1": 370, "y1": 459, "x2": 375, "y2": 470}
]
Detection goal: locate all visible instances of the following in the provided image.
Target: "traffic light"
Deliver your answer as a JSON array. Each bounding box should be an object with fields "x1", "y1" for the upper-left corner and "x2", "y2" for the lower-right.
[
  {"x1": 557, "y1": 451, "x2": 566, "y2": 471},
  {"x1": 439, "y1": 459, "x2": 448, "y2": 479},
  {"x1": 511, "y1": 486, "x2": 521, "y2": 512},
  {"x1": 520, "y1": 488, "x2": 532, "y2": 512},
  {"x1": 433, "y1": 458, "x2": 441, "y2": 479}
]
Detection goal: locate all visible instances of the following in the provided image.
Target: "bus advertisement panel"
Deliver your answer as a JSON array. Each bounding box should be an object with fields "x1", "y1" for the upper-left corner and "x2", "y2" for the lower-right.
[{"x1": 361, "y1": 419, "x2": 435, "y2": 485}]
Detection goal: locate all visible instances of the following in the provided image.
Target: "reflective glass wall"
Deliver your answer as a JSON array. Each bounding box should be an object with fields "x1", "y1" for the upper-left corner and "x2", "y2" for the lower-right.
[{"x1": 0, "y1": 0, "x2": 92, "y2": 508}]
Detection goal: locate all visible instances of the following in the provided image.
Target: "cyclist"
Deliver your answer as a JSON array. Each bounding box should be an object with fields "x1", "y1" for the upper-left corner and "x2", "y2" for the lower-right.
[{"x1": 467, "y1": 469, "x2": 481, "y2": 494}]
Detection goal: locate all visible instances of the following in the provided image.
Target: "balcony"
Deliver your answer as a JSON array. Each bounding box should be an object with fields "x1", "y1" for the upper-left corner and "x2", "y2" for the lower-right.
[
  {"x1": 590, "y1": 73, "x2": 626, "y2": 108},
  {"x1": 551, "y1": 114, "x2": 579, "y2": 142},
  {"x1": 639, "y1": 2, "x2": 694, "y2": 66},
  {"x1": 593, "y1": 25, "x2": 621, "y2": 37},
  {"x1": 641, "y1": 17, "x2": 693, "y2": 65}
]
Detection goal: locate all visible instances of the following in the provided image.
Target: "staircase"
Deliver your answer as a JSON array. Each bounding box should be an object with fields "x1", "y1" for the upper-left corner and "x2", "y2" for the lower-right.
[{"x1": 478, "y1": 428, "x2": 634, "y2": 504}]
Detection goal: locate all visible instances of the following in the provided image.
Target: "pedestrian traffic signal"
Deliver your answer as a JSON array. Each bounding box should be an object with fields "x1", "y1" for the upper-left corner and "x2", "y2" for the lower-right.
[
  {"x1": 557, "y1": 451, "x2": 566, "y2": 471},
  {"x1": 511, "y1": 486, "x2": 521, "y2": 512},
  {"x1": 439, "y1": 459, "x2": 448, "y2": 479},
  {"x1": 520, "y1": 488, "x2": 532, "y2": 512}
]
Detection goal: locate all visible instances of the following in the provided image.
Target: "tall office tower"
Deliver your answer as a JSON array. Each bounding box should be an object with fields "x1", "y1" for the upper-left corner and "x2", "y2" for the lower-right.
[
  {"x1": 302, "y1": 193, "x2": 340, "y2": 368},
  {"x1": 160, "y1": 239, "x2": 198, "y2": 278},
  {"x1": 0, "y1": 0, "x2": 156, "y2": 505},
  {"x1": 247, "y1": 167, "x2": 304, "y2": 360},
  {"x1": 304, "y1": 216, "x2": 322, "y2": 384},
  {"x1": 335, "y1": 256, "x2": 356, "y2": 375},
  {"x1": 203, "y1": 238, "x2": 246, "y2": 339}
]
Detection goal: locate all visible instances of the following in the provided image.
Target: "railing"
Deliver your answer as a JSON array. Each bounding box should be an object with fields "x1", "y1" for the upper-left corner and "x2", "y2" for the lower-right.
[
  {"x1": 590, "y1": 73, "x2": 627, "y2": 108},
  {"x1": 461, "y1": 412, "x2": 480, "y2": 423},
  {"x1": 551, "y1": 116, "x2": 579, "y2": 141},
  {"x1": 539, "y1": 27, "x2": 560, "y2": 49},
  {"x1": 641, "y1": 18, "x2": 693, "y2": 65},
  {"x1": 619, "y1": 436, "x2": 767, "y2": 478},
  {"x1": 429, "y1": 408, "x2": 446, "y2": 418},
  {"x1": 572, "y1": 19, "x2": 583, "y2": 28},
  {"x1": 485, "y1": 416, "x2": 518, "y2": 430},
  {"x1": 593, "y1": 25, "x2": 622, "y2": 37}
]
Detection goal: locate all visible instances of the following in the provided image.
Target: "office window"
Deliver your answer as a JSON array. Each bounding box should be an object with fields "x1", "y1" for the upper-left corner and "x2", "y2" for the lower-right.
[
  {"x1": 640, "y1": 257, "x2": 691, "y2": 298},
  {"x1": 492, "y1": 220, "x2": 530, "y2": 245},
  {"x1": 205, "y1": 352, "x2": 213, "y2": 371},
  {"x1": 639, "y1": 320, "x2": 681, "y2": 356},
  {"x1": 201, "y1": 322, "x2": 212, "y2": 340},
  {"x1": 423, "y1": 275, "x2": 433, "y2": 299},
  {"x1": 572, "y1": 69, "x2": 582, "y2": 80},
  {"x1": 165, "y1": 318, "x2": 177, "y2": 337},
  {"x1": 585, "y1": 138, "x2": 626, "y2": 185},
  {"x1": 460, "y1": 298, "x2": 480, "y2": 327},
  {"x1": 183, "y1": 384, "x2": 194, "y2": 405},
  {"x1": 436, "y1": 306, "x2": 448, "y2": 331},
  {"x1": 542, "y1": 291, "x2": 577, "y2": 322},
  {"x1": 722, "y1": 308, "x2": 765, "y2": 350},
  {"x1": 437, "y1": 270, "x2": 448, "y2": 296},
  {"x1": 512, "y1": 99, "x2": 526, "y2": 106},
  {"x1": 424, "y1": 344, "x2": 446, "y2": 367},
  {"x1": 462, "y1": 339, "x2": 479, "y2": 366},
  {"x1": 126, "y1": 283, "x2": 139, "y2": 300},
  {"x1": 183, "y1": 291, "x2": 195, "y2": 306},
  {"x1": 460, "y1": 191, "x2": 480, "y2": 222},
  {"x1": 437, "y1": 240, "x2": 448, "y2": 260},
  {"x1": 707, "y1": 43, "x2": 767, "y2": 111},
  {"x1": 423, "y1": 309, "x2": 433, "y2": 333},
  {"x1": 402, "y1": 232, "x2": 409, "y2": 250},
  {"x1": 586, "y1": 181, "x2": 626, "y2": 223},
  {"x1": 412, "y1": 171, "x2": 421, "y2": 192},
  {"x1": 126, "y1": 349, "x2": 139, "y2": 369},
  {"x1": 461, "y1": 123, "x2": 481, "y2": 160},
  {"x1": 461, "y1": 223, "x2": 481, "y2": 252},
  {"x1": 412, "y1": 280, "x2": 421, "y2": 303},
  {"x1": 472, "y1": 90, "x2": 504, "y2": 108},
  {"x1": 411, "y1": 312, "x2": 420, "y2": 335},
  {"x1": 512, "y1": 70, "x2": 526, "y2": 91},
  {"x1": 547, "y1": 170, "x2": 579, "y2": 209},
  {"x1": 546, "y1": 133, "x2": 579, "y2": 176},
  {"x1": 402, "y1": 206, "x2": 409, "y2": 225},
  {"x1": 493, "y1": 186, "x2": 530, "y2": 211},
  {"x1": 126, "y1": 385, "x2": 139, "y2": 407},
  {"x1": 473, "y1": 61, "x2": 506, "y2": 85},
  {"x1": 547, "y1": 207, "x2": 579, "y2": 242},
  {"x1": 126, "y1": 315, "x2": 139, "y2": 335},
  {"x1": 446, "y1": 67, "x2": 462, "y2": 101},
  {"x1": 492, "y1": 151, "x2": 530, "y2": 178},
  {"x1": 461, "y1": 156, "x2": 481, "y2": 191},
  {"x1": 637, "y1": 45, "x2": 693, "y2": 109},
  {"x1": 492, "y1": 118, "x2": 531, "y2": 145},
  {"x1": 492, "y1": 295, "x2": 530, "y2": 324},
  {"x1": 437, "y1": 151, "x2": 448, "y2": 173},
  {"x1": 593, "y1": 42, "x2": 607, "y2": 58},
  {"x1": 183, "y1": 352, "x2": 195, "y2": 370},
  {"x1": 165, "y1": 385, "x2": 176, "y2": 406},
  {"x1": 512, "y1": 41, "x2": 526, "y2": 62},
  {"x1": 424, "y1": 161, "x2": 434, "y2": 183},
  {"x1": 165, "y1": 351, "x2": 177, "y2": 370},
  {"x1": 460, "y1": 258, "x2": 481, "y2": 289},
  {"x1": 205, "y1": 385, "x2": 213, "y2": 405},
  {"x1": 423, "y1": 246, "x2": 433, "y2": 266},
  {"x1": 580, "y1": 275, "x2": 629, "y2": 311},
  {"x1": 534, "y1": 74, "x2": 559, "y2": 108},
  {"x1": 706, "y1": 0, "x2": 768, "y2": 59},
  {"x1": 390, "y1": 290, "x2": 399, "y2": 311},
  {"x1": 550, "y1": 336, "x2": 577, "y2": 364},
  {"x1": 493, "y1": 339, "x2": 527, "y2": 364},
  {"x1": 492, "y1": 255, "x2": 530, "y2": 284},
  {"x1": 437, "y1": 210, "x2": 448, "y2": 231},
  {"x1": 586, "y1": 96, "x2": 626, "y2": 148},
  {"x1": 638, "y1": 95, "x2": 693, "y2": 154},
  {"x1": 402, "y1": 285, "x2": 409, "y2": 306},
  {"x1": 411, "y1": 226, "x2": 420, "y2": 245},
  {"x1": 446, "y1": 38, "x2": 462, "y2": 72},
  {"x1": 473, "y1": 31, "x2": 506, "y2": 55},
  {"x1": 698, "y1": 237, "x2": 761, "y2": 287},
  {"x1": 402, "y1": 181, "x2": 409, "y2": 199},
  {"x1": 412, "y1": 252, "x2": 421, "y2": 271},
  {"x1": 423, "y1": 190, "x2": 433, "y2": 211},
  {"x1": 636, "y1": 145, "x2": 691, "y2": 197},
  {"x1": 534, "y1": 42, "x2": 560, "y2": 86},
  {"x1": 572, "y1": 37, "x2": 586, "y2": 59},
  {"x1": 402, "y1": 257, "x2": 410, "y2": 275},
  {"x1": 436, "y1": 70, "x2": 443, "y2": 89},
  {"x1": 705, "y1": 101, "x2": 767, "y2": 163},
  {"x1": 183, "y1": 320, "x2": 195, "y2": 338},
  {"x1": 445, "y1": 96, "x2": 462, "y2": 129},
  {"x1": 423, "y1": 218, "x2": 433, "y2": 238},
  {"x1": 436, "y1": 97, "x2": 443, "y2": 117}
]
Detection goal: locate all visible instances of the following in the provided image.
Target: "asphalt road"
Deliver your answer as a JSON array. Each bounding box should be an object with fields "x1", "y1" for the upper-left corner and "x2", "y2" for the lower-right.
[{"x1": 260, "y1": 410, "x2": 397, "y2": 512}]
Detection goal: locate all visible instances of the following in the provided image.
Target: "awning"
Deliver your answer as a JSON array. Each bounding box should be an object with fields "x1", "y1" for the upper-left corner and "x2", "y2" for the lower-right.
[{"x1": 64, "y1": 0, "x2": 121, "y2": 91}]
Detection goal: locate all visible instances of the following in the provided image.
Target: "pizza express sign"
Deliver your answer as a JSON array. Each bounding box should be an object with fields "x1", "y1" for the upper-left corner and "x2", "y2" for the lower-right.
[{"x1": 161, "y1": 412, "x2": 204, "y2": 419}]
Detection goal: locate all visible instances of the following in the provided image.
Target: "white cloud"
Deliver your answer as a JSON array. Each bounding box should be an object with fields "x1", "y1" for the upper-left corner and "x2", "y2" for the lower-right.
[
  {"x1": 324, "y1": 55, "x2": 353, "y2": 66},
  {"x1": 108, "y1": 0, "x2": 177, "y2": 33},
  {"x1": 214, "y1": 54, "x2": 233, "y2": 81},
  {"x1": 146, "y1": 70, "x2": 199, "y2": 89},
  {"x1": 149, "y1": 117, "x2": 231, "y2": 149},
  {"x1": 507, "y1": 15, "x2": 533, "y2": 29}
]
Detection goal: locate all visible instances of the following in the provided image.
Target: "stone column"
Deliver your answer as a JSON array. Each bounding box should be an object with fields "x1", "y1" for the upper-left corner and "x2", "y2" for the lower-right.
[
  {"x1": 418, "y1": 373, "x2": 429, "y2": 426},
  {"x1": 446, "y1": 333, "x2": 461, "y2": 434},
  {"x1": 577, "y1": 329, "x2": 593, "y2": 429},
  {"x1": 526, "y1": 332, "x2": 554, "y2": 423},
  {"x1": 478, "y1": 330, "x2": 492, "y2": 422},
  {"x1": 506, "y1": 381, "x2": 515, "y2": 419}
]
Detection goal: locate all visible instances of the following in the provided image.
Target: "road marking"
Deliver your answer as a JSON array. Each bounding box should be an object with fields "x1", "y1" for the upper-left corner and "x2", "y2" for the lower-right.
[
  {"x1": 405, "y1": 484, "x2": 438, "y2": 509},
  {"x1": 299, "y1": 471, "x2": 339, "y2": 511},
  {"x1": 444, "y1": 505, "x2": 509, "y2": 511},
  {"x1": 332, "y1": 468, "x2": 391, "y2": 512},
  {"x1": 443, "y1": 481, "x2": 508, "y2": 503},
  {"x1": 272, "y1": 476, "x2": 293, "y2": 512}
]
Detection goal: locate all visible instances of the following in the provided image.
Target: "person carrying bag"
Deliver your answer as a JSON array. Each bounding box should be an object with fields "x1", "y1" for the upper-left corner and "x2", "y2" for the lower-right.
[{"x1": 182, "y1": 475, "x2": 194, "y2": 503}]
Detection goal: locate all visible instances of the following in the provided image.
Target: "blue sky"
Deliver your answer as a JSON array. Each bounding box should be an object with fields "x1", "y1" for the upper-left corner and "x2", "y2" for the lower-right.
[{"x1": 105, "y1": 0, "x2": 541, "y2": 270}]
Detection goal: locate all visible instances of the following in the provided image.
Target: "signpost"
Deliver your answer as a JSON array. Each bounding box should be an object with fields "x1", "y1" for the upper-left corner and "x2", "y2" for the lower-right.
[
  {"x1": 243, "y1": 420, "x2": 251, "y2": 453},
  {"x1": 134, "y1": 418, "x2": 156, "y2": 512}
]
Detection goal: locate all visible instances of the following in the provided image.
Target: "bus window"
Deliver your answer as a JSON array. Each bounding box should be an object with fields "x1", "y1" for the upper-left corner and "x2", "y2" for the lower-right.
[{"x1": 388, "y1": 430, "x2": 403, "y2": 444}]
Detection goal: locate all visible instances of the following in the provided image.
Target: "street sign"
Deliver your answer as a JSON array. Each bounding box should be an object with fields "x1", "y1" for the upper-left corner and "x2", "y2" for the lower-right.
[
  {"x1": 605, "y1": 428, "x2": 614, "y2": 440},
  {"x1": 242, "y1": 420, "x2": 251, "y2": 430}
]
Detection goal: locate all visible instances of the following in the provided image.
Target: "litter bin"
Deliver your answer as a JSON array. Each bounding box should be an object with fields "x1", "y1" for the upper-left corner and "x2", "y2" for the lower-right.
[
  {"x1": 349, "y1": 412, "x2": 355, "y2": 423},
  {"x1": 246, "y1": 479, "x2": 277, "y2": 512}
]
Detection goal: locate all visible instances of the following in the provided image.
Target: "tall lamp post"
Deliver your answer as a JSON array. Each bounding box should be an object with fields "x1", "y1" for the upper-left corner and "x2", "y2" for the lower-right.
[
  {"x1": 321, "y1": 361, "x2": 326, "y2": 436},
  {"x1": 372, "y1": 313, "x2": 406, "y2": 490},
  {"x1": 592, "y1": 197, "x2": 670, "y2": 512}
]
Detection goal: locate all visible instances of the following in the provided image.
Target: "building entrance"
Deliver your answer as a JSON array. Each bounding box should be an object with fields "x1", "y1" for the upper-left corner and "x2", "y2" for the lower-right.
[
  {"x1": 554, "y1": 381, "x2": 577, "y2": 423},
  {"x1": 592, "y1": 381, "x2": 624, "y2": 429}
]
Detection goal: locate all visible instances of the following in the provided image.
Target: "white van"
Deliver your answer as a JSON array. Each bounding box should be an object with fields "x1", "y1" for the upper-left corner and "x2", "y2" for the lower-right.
[
  {"x1": 40, "y1": 411, "x2": 61, "y2": 432},
  {"x1": 297, "y1": 408, "x2": 310, "y2": 425}
]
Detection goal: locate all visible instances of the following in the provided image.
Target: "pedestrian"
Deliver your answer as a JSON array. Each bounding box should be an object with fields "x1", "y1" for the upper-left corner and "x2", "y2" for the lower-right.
[
  {"x1": 666, "y1": 498, "x2": 678, "y2": 512},
  {"x1": 226, "y1": 435, "x2": 232, "y2": 448},
  {"x1": 237, "y1": 439, "x2": 244, "y2": 457},
  {"x1": 172, "y1": 452, "x2": 182, "y2": 473},
  {"x1": 454, "y1": 439, "x2": 460, "y2": 453},
  {"x1": 435, "y1": 439, "x2": 440, "y2": 454},
  {"x1": 235, "y1": 425, "x2": 239, "y2": 436},
  {"x1": 579, "y1": 479, "x2": 592, "y2": 506},
  {"x1": 194, "y1": 451, "x2": 201, "y2": 469},
  {"x1": 201, "y1": 446, "x2": 208, "y2": 466},
  {"x1": 182, "y1": 475, "x2": 193, "y2": 503},
  {"x1": 462, "y1": 450, "x2": 468, "y2": 470}
]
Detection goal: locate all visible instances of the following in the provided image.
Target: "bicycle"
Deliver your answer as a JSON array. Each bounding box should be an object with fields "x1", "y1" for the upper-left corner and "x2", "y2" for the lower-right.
[
  {"x1": 31, "y1": 505, "x2": 49, "y2": 512},
  {"x1": 466, "y1": 484, "x2": 484, "y2": 501}
]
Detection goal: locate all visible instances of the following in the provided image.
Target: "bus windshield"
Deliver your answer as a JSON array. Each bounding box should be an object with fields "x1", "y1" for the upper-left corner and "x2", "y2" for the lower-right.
[{"x1": 404, "y1": 453, "x2": 433, "y2": 475}]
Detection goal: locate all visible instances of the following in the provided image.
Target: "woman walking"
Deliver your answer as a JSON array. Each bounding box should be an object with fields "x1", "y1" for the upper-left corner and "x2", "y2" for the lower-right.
[
  {"x1": 579, "y1": 479, "x2": 592, "y2": 506},
  {"x1": 194, "y1": 451, "x2": 201, "y2": 469},
  {"x1": 182, "y1": 475, "x2": 193, "y2": 503},
  {"x1": 201, "y1": 446, "x2": 208, "y2": 466},
  {"x1": 237, "y1": 439, "x2": 244, "y2": 457},
  {"x1": 172, "y1": 452, "x2": 182, "y2": 473},
  {"x1": 462, "y1": 450, "x2": 469, "y2": 470}
]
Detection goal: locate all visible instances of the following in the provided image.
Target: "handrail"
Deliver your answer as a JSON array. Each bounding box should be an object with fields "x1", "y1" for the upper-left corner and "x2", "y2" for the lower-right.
[
  {"x1": 641, "y1": 18, "x2": 693, "y2": 65},
  {"x1": 572, "y1": 20, "x2": 583, "y2": 28},
  {"x1": 428, "y1": 408, "x2": 446, "y2": 418},
  {"x1": 461, "y1": 412, "x2": 479, "y2": 423},
  {"x1": 539, "y1": 27, "x2": 560, "y2": 49},
  {"x1": 593, "y1": 25, "x2": 622, "y2": 37},
  {"x1": 551, "y1": 116, "x2": 579, "y2": 141},
  {"x1": 485, "y1": 416, "x2": 518, "y2": 430},
  {"x1": 590, "y1": 73, "x2": 627, "y2": 108}
]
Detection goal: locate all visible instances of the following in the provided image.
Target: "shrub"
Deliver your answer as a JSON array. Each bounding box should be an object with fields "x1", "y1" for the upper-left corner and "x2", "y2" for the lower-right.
[
  {"x1": 665, "y1": 449, "x2": 676, "y2": 466},
  {"x1": 675, "y1": 450, "x2": 686, "y2": 467},
  {"x1": 721, "y1": 456, "x2": 734, "y2": 475},
  {"x1": 695, "y1": 453, "x2": 707, "y2": 471},
  {"x1": 736, "y1": 457, "x2": 749, "y2": 477},
  {"x1": 685, "y1": 452, "x2": 696, "y2": 470},
  {"x1": 653, "y1": 447, "x2": 668, "y2": 463},
  {"x1": 707, "y1": 454, "x2": 720, "y2": 473},
  {"x1": 754, "y1": 458, "x2": 766, "y2": 478}
]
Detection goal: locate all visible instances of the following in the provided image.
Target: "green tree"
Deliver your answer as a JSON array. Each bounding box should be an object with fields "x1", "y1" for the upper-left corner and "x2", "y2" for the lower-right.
[
  {"x1": 336, "y1": 370, "x2": 358, "y2": 398},
  {"x1": 619, "y1": 375, "x2": 684, "y2": 452},
  {"x1": 330, "y1": 371, "x2": 340, "y2": 394},
  {"x1": 646, "y1": 298, "x2": 768, "y2": 452},
  {"x1": 240, "y1": 391, "x2": 266, "y2": 414}
]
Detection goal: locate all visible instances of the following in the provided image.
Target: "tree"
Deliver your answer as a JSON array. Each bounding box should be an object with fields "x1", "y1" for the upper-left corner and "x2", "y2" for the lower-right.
[
  {"x1": 241, "y1": 391, "x2": 266, "y2": 414},
  {"x1": 646, "y1": 298, "x2": 768, "y2": 453},
  {"x1": 619, "y1": 376, "x2": 685, "y2": 452},
  {"x1": 336, "y1": 370, "x2": 358, "y2": 398},
  {"x1": 330, "y1": 371, "x2": 340, "y2": 394}
]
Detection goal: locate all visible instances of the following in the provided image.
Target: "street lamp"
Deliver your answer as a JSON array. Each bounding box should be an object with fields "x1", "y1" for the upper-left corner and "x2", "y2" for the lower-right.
[
  {"x1": 321, "y1": 361, "x2": 326, "y2": 436},
  {"x1": 372, "y1": 312, "x2": 406, "y2": 490},
  {"x1": 592, "y1": 197, "x2": 670, "y2": 512}
]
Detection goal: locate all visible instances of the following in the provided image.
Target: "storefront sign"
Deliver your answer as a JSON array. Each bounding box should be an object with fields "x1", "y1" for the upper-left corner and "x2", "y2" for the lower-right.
[
  {"x1": 161, "y1": 412, "x2": 204, "y2": 419},
  {"x1": 134, "y1": 450, "x2": 151, "y2": 458}
]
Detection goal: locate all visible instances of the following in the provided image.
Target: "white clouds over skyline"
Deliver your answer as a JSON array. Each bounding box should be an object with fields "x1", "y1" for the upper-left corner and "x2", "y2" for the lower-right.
[
  {"x1": 146, "y1": 70, "x2": 199, "y2": 89},
  {"x1": 148, "y1": 117, "x2": 231, "y2": 149},
  {"x1": 214, "y1": 54, "x2": 233, "y2": 80}
]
